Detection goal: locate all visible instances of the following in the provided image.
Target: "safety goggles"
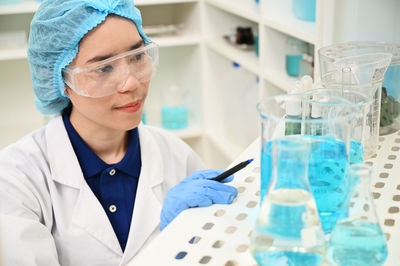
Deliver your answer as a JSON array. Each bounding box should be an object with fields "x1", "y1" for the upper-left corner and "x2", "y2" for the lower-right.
[{"x1": 63, "y1": 42, "x2": 159, "y2": 98}]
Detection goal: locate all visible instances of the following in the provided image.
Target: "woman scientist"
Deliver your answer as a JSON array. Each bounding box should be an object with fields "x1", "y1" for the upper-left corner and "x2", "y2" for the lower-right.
[{"x1": 0, "y1": 0, "x2": 237, "y2": 265}]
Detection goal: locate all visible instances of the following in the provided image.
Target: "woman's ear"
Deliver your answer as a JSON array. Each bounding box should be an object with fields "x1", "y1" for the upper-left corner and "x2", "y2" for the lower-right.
[{"x1": 64, "y1": 85, "x2": 71, "y2": 96}]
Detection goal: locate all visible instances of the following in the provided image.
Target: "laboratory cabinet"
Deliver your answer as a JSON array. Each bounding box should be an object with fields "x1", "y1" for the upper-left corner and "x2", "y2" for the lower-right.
[{"x1": 0, "y1": 0, "x2": 399, "y2": 169}]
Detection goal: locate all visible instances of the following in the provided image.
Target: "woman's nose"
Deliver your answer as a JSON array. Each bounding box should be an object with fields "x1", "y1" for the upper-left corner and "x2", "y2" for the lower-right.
[{"x1": 118, "y1": 73, "x2": 139, "y2": 93}]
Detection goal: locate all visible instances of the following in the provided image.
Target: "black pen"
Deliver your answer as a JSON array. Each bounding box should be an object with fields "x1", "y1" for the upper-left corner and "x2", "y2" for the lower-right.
[{"x1": 212, "y1": 158, "x2": 254, "y2": 182}]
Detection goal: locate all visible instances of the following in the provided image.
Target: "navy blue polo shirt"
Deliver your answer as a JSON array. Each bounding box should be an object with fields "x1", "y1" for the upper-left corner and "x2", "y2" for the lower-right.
[{"x1": 62, "y1": 111, "x2": 141, "y2": 251}]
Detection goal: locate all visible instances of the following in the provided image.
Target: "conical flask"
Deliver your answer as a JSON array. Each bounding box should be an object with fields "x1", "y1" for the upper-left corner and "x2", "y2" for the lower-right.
[
  {"x1": 250, "y1": 136, "x2": 326, "y2": 266},
  {"x1": 327, "y1": 163, "x2": 388, "y2": 266}
]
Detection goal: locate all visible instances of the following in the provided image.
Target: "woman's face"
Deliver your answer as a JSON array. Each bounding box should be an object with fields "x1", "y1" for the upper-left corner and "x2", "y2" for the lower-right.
[{"x1": 66, "y1": 16, "x2": 149, "y2": 132}]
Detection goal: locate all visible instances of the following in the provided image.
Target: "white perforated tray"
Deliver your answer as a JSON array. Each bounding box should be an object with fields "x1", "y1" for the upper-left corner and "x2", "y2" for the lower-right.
[{"x1": 128, "y1": 131, "x2": 400, "y2": 266}]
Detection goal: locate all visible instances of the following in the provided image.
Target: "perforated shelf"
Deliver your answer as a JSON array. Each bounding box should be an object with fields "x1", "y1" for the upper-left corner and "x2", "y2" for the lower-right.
[{"x1": 128, "y1": 131, "x2": 400, "y2": 266}]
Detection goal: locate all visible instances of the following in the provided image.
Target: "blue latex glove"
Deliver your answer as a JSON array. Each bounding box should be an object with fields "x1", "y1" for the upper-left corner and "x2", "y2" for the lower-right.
[{"x1": 160, "y1": 169, "x2": 238, "y2": 231}]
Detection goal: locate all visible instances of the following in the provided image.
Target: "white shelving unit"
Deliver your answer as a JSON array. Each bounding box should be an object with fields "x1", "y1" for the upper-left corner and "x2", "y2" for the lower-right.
[
  {"x1": 0, "y1": 0, "x2": 39, "y2": 15},
  {"x1": 1, "y1": 0, "x2": 399, "y2": 169}
]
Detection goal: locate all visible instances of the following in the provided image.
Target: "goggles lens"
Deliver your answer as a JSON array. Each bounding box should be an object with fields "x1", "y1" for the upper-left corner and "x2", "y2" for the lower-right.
[{"x1": 63, "y1": 42, "x2": 159, "y2": 97}]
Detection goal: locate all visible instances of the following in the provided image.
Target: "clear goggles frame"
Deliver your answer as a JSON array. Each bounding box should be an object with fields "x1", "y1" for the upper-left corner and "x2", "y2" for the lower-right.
[{"x1": 63, "y1": 42, "x2": 159, "y2": 98}]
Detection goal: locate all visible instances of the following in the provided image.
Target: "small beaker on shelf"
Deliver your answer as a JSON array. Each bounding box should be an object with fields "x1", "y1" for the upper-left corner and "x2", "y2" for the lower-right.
[
  {"x1": 286, "y1": 37, "x2": 309, "y2": 77},
  {"x1": 161, "y1": 85, "x2": 188, "y2": 130},
  {"x1": 327, "y1": 163, "x2": 388, "y2": 266},
  {"x1": 292, "y1": 0, "x2": 316, "y2": 22}
]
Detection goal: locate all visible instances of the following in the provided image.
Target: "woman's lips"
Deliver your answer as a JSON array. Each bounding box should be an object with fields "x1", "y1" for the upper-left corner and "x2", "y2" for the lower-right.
[{"x1": 115, "y1": 101, "x2": 141, "y2": 113}]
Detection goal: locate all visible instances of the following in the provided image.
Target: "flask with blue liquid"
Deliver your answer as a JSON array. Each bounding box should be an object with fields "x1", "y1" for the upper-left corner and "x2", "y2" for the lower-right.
[
  {"x1": 328, "y1": 164, "x2": 388, "y2": 266},
  {"x1": 250, "y1": 136, "x2": 326, "y2": 266}
]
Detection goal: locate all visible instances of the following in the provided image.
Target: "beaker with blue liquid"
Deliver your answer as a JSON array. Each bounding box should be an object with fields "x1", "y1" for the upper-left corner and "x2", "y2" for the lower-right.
[
  {"x1": 161, "y1": 85, "x2": 188, "y2": 130},
  {"x1": 318, "y1": 52, "x2": 392, "y2": 159},
  {"x1": 250, "y1": 136, "x2": 326, "y2": 266},
  {"x1": 306, "y1": 86, "x2": 374, "y2": 164},
  {"x1": 257, "y1": 94, "x2": 357, "y2": 234}
]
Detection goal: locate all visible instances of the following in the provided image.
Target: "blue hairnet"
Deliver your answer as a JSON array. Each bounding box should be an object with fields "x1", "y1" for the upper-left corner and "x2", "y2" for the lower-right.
[{"x1": 28, "y1": 0, "x2": 150, "y2": 114}]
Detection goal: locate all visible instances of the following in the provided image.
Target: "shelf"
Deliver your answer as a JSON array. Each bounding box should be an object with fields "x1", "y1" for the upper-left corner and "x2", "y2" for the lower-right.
[
  {"x1": 152, "y1": 34, "x2": 200, "y2": 47},
  {"x1": 205, "y1": 38, "x2": 259, "y2": 76},
  {"x1": 262, "y1": 69, "x2": 299, "y2": 93},
  {"x1": 0, "y1": 0, "x2": 199, "y2": 14},
  {"x1": 0, "y1": 47, "x2": 27, "y2": 61},
  {"x1": 0, "y1": 0, "x2": 40, "y2": 15},
  {"x1": 136, "y1": 0, "x2": 198, "y2": 6},
  {"x1": 169, "y1": 126, "x2": 203, "y2": 139},
  {"x1": 0, "y1": 35, "x2": 200, "y2": 62},
  {"x1": 205, "y1": 0, "x2": 261, "y2": 23},
  {"x1": 263, "y1": 17, "x2": 316, "y2": 44},
  {"x1": 261, "y1": 0, "x2": 317, "y2": 44}
]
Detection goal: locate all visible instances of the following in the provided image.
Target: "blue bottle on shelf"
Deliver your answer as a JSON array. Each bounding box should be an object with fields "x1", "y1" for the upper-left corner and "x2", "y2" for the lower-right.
[
  {"x1": 286, "y1": 37, "x2": 309, "y2": 77},
  {"x1": 292, "y1": 0, "x2": 316, "y2": 22}
]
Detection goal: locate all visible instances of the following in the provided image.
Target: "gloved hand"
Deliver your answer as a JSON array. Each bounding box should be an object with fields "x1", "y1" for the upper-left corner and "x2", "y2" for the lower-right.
[{"x1": 160, "y1": 169, "x2": 238, "y2": 231}]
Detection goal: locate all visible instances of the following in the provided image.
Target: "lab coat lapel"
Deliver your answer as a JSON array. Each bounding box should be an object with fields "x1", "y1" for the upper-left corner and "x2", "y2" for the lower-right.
[
  {"x1": 73, "y1": 182, "x2": 123, "y2": 255},
  {"x1": 122, "y1": 125, "x2": 163, "y2": 261},
  {"x1": 46, "y1": 116, "x2": 123, "y2": 256}
]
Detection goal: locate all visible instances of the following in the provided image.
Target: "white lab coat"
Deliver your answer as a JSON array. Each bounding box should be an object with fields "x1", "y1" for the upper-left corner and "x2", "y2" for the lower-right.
[{"x1": 0, "y1": 116, "x2": 204, "y2": 266}]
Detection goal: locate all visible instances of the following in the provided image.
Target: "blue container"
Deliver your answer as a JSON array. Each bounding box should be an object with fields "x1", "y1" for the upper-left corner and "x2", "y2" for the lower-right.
[
  {"x1": 0, "y1": 0, "x2": 22, "y2": 5},
  {"x1": 286, "y1": 54, "x2": 303, "y2": 77},
  {"x1": 254, "y1": 35, "x2": 259, "y2": 57},
  {"x1": 161, "y1": 106, "x2": 188, "y2": 130},
  {"x1": 292, "y1": 0, "x2": 316, "y2": 22}
]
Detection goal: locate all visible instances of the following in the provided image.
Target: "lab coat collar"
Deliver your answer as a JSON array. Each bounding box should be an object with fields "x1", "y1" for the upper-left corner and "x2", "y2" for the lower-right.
[
  {"x1": 46, "y1": 116, "x2": 123, "y2": 255},
  {"x1": 46, "y1": 116, "x2": 84, "y2": 189},
  {"x1": 122, "y1": 124, "x2": 164, "y2": 262}
]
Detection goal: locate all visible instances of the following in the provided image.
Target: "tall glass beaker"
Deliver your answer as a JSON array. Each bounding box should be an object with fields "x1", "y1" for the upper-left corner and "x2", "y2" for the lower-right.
[
  {"x1": 257, "y1": 94, "x2": 355, "y2": 233},
  {"x1": 307, "y1": 86, "x2": 374, "y2": 163},
  {"x1": 250, "y1": 136, "x2": 325, "y2": 266},
  {"x1": 319, "y1": 42, "x2": 393, "y2": 135},
  {"x1": 318, "y1": 50, "x2": 392, "y2": 158},
  {"x1": 327, "y1": 164, "x2": 388, "y2": 266}
]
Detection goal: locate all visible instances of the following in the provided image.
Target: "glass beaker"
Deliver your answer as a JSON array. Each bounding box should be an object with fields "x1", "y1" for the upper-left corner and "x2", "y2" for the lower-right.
[
  {"x1": 286, "y1": 37, "x2": 309, "y2": 77},
  {"x1": 257, "y1": 94, "x2": 356, "y2": 234},
  {"x1": 318, "y1": 50, "x2": 392, "y2": 157},
  {"x1": 327, "y1": 164, "x2": 388, "y2": 266},
  {"x1": 307, "y1": 86, "x2": 374, "y2": 163},
  {"x1": 319, "y1": 42, "x2": 395, "y2": 135},
  {"x1": 250, "y1": 136, "x2": 325, "y2": 266},
  {"x1": 161, "y1": 85, "x2": 188, "y2": 130}
]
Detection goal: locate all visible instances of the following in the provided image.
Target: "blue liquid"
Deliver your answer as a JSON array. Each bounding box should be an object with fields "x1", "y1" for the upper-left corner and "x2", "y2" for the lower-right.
[
  {"x1": 260, "y1": 141, "x2": 272, "y2": 204},
  {"x1": 253, "y1": 250, "x2": 321, "y2": 266},
  {"x1": 349, "y1": 141, "x2": 364, "y2": 164},
  {"x1": 328, "y1": 220, "x2": 388, "y2": 266},
  {"x1": 308, "y1": 138, "x2": 349, "y2": 233},
  {"x1": 252, "y1": 189, "x2": 323, "y2": 266},
  {"x1": 256, "y1": 201, "x2": 306, "y2": 239},
  {"x1": 161, "y1": 106, "x2": 188, "y2": 129},
  {"x1": 286, "y1": 54, "x2": 303, "y2": 77},
  {"x1": 383, "y1": 64, "x2": 400, "y2": 99},
  {"x1": 141, "y1": 112, "x2": 147, "y2": 124},
  {"x1": 261, "y1": 136, "x2": 351, "y2": 233}
]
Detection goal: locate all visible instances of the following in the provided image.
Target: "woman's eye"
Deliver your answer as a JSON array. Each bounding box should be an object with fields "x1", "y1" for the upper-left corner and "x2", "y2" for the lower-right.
[
  {"x1": 130, "y1": 52, "x2": 145, "y2": 63},
  {"x1": 95, "y1": 65, "x2": 113, "y2": 73}
]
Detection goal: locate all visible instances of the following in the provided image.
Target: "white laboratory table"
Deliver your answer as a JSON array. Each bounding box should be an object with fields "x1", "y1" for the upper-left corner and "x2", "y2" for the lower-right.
[{"x1": 128, "y1": 131, "x2": 400, "y2": 266}]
